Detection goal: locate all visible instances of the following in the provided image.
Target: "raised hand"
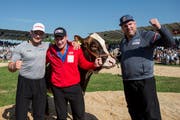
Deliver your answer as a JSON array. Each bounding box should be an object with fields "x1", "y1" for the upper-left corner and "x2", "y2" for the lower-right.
[{"x1": 149, "y1": 18, "x2": 161, "y2": 29}]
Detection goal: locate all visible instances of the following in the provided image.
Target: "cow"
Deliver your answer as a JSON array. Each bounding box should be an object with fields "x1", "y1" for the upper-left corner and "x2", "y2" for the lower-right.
[{"x1": 74, "y1": 32, "x2": 116, "y2": 92}]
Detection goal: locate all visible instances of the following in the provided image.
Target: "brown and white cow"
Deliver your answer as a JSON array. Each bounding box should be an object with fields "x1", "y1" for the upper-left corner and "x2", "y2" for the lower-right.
[{"x1": 74, "y1": 33, "x2": 116, "y2": 92}]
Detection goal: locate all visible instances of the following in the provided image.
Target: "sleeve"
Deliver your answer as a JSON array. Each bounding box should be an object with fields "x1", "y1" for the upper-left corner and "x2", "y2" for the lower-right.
[
  {"x1": 11, "y1": 45, "x2": 22, "y2": 62},
  {"x1": 46, "y1": 48, "x2": 50, "y2": 64},
  {"x1": 67, "y1": 40, "x2": 73, "y2": 45},
  {"x1": 116, "y1": 41, "x2": 122, "y2": 62},
  {"x1": 78, "y1": 48, "x2": 96, "y2": 70},
  {"x1": 150, "y1": 26, "x2": 175, "y2": 48}
]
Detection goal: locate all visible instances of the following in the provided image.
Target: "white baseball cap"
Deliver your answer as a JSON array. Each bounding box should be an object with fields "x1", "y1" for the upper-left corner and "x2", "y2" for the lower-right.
[{"x1": 32, "y1": 23, "x2": 45, "y2": 32}]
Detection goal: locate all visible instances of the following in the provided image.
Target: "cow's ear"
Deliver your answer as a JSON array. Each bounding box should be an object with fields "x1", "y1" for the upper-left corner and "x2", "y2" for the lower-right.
[{"x1": 74, "y1": 35, "x2": 84, "y2": 44}]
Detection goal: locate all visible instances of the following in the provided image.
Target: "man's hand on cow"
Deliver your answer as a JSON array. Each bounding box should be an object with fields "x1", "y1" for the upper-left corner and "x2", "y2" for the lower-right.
[
  {"x1": 94, "y1": 57, "x2": 103, "y2": 67},
  {"x1": 72, "y1": 41, "x2": 81, "y2": 50}
]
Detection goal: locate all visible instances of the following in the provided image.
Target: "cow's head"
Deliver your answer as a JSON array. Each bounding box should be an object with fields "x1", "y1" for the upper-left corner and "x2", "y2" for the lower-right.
[{"x1": 74, "y1": 33, "x2": 116, "y2": 68}]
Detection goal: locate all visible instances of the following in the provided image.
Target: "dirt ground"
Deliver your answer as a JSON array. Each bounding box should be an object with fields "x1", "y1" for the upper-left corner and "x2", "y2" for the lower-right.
[
  {"x1": 0, "y1": 63, "x2": 180, "y2": 120},
  {"x1": 99, "y1": 64, "x2": 180, "y2": 77}
]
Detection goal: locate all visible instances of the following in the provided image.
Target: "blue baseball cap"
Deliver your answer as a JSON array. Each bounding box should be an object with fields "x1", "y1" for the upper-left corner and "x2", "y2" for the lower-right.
[{"x1": 119, "y1": 15, "x2": 135, "y2": 26}]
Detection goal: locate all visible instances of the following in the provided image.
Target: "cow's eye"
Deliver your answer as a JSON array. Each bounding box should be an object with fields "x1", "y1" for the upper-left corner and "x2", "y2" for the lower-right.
[{"x1": 91, "y1": 44, "x2": 98, "y2": 50}]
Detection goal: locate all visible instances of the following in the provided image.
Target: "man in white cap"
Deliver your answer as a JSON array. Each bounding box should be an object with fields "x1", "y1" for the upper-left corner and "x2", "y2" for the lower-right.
[{"x1": 8, "y1": 22, "x2": 49, "y2": 120}]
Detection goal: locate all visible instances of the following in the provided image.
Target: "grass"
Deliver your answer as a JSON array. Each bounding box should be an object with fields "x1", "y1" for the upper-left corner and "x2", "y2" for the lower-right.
[
  {"x1": 0, "y1": 66, "x2": 18, "y2": 106},
  {"x1": 87, "y1": 73, "x2": 180, "y2": 93},
  {"x1": 0, "y1": 66, "x2": 180, "y2": 107},
  {"x1": 155, "y1": 76, "x2": 180, "y2": 92},
  {"x1": 86, "y1": 73, "x2": 123, "y2": 91}
]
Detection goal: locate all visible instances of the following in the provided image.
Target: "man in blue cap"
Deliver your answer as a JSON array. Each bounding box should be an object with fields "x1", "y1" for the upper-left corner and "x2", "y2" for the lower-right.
[{"x1": 117, "y1": 15, "x2": 176, "y2": 120}]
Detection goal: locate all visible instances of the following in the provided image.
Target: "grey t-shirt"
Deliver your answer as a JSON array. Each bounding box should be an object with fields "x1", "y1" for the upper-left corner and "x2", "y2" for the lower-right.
[{"x1": 11, "y1": 41, "x2": 50, "y2": 79}]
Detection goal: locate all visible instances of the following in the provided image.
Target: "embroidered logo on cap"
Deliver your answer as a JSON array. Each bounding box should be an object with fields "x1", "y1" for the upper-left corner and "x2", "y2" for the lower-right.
[
  {"x1": 122, "y1": 16, "x2": 127, "y2": 22},
  {"x1": 55, "y1": 29, "x2": 64, "y2": 34}
]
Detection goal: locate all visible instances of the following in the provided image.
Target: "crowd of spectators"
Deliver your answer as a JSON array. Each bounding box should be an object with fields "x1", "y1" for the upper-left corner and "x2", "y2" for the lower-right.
[
  {"x1": 0, "y1": 40, "x2": 21, "y2": 62},
  {"x1": 154, "y1": 47, "x2": 180, "y2": 65},
  {"x1": 1, "y1": 39, "x2": 180, "y2": 65},
  {"x1": 153, "y1": 37, "x2": 180, "y2": 65}
]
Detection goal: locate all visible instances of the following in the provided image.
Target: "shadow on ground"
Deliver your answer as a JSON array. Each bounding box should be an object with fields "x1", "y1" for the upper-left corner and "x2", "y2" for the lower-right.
[{"x1": 1, "y1": 96, "x2": 98, "y2": 120}]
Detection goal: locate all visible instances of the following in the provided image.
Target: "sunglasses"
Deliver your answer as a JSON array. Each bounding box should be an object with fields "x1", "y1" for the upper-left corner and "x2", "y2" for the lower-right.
[{"x1": 33, "y1": 31, "x2": 44, "y2": 36}]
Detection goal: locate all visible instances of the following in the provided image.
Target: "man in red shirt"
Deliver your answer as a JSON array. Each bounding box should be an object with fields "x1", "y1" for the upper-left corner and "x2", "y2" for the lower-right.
[{"x1": 46, "y1": 27, "x2": 102, "y2": 120}]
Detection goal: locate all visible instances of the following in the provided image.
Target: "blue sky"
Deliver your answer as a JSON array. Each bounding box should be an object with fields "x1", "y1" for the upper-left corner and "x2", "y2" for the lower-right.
[{"x1": 0, "y1": 0, "x2": 179, "y2": 40}]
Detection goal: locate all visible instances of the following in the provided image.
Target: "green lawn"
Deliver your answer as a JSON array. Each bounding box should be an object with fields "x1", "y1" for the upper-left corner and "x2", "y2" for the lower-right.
[
  {"x1": 0, "y1": 67, "x2": 18, "y2": 106},
  {"x1": 87, "y1": 73, "x2": 180, "y2": 92},
  {"x1": 0, "y1": 66, "x2": 180, "y2": 107}
]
